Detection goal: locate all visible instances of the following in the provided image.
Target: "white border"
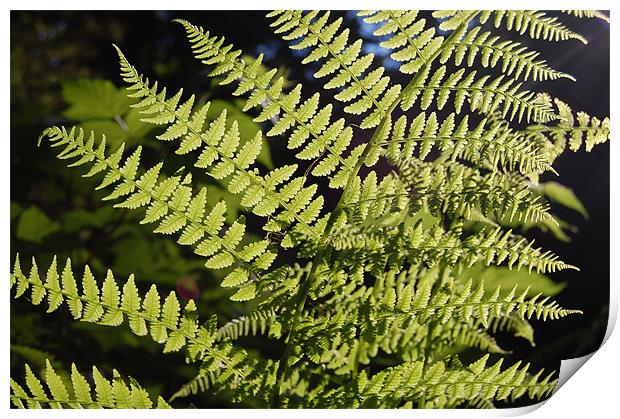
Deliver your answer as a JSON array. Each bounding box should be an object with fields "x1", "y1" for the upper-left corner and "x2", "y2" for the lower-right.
[{"x1": 2, "y1": 1, "x2": 617, "y2": 417}]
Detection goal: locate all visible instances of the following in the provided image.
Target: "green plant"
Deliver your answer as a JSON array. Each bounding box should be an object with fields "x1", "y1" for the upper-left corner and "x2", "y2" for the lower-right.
[{"x1": 11, "y1": 10, "x2": 610, "y2": 409}]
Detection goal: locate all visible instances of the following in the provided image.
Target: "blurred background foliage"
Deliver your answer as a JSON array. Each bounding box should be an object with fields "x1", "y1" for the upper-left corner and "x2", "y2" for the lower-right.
[{"x1": 10, "y1": 11, "x2": 609, "y2": 407}]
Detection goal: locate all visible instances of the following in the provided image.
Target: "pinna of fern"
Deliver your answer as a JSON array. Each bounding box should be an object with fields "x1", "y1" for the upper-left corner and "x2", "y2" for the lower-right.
[
  {"x1": 268, "y1": 10, "x2": 403, "y2": 129},
  {"x1": 525, "y1": 98, "x2": 611, "y2": 167},
  {"x1": 115, "y1": 45, "x2": 329, "y2": 246},
  {"x1": 326, "y1": 213, "x2": 577, "y2": 284},
  {"x1": 307, "y1": 354, "x2": 557, "y2": 408},
  {"x1": 395, "y1": 157, "x2": 553, "y2": 225},
  {"x1": 379, "y1": 110, "x2": 550, "y2": 176},
  {"x1": 360, "y1": 10, "x2": 588, "y2": 79},
  {"x1": 10, "y1": 359, "x2": 171, "y2": 409},
  {"x1": 38, "y1": 124, "x2": 278, "y2": 300}
]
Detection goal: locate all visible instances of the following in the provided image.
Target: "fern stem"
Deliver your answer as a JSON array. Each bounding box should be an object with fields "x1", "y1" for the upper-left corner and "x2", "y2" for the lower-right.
[{"x1": 270, "y1": 11, "x2": 481, "y2": 406}]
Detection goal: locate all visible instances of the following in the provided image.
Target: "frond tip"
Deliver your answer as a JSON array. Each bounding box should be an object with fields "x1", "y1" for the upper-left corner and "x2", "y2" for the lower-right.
[
  {"x1": 482, "y1": 10, "x2": 588, "y2": 44},
  {"x1": 10, "y1": 359, "x2": 171, "y2": 409}
]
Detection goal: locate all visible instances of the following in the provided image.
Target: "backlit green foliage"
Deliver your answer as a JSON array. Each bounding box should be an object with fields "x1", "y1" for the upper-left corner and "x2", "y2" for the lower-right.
[
  {"x1": 10, "y1": 359, "x2": 171, "y2": 408},
  {"x1": 12, "y1": 9, "x2": 610, "y2": 409}
]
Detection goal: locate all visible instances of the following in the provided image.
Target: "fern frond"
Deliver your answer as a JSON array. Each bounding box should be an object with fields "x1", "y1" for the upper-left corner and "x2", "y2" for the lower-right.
[
  {"x1": 10, "y1": 255, "x2": 254, "y2": 375},
  {"x1": 400, "y1": 65, "x2": 556, "y2": 123},
  {"x1": 336, "y1": 171, "x2": 408, "y2": 227},
  {"x1": 364, "y1": 315, "x2": 510, "y2": 361},
  {"x1": 490, "y1": 313, "x2": 535, "y2": 346},
  {"x1": 440, "y1": 26, "x2": 575, "y2": 82},
  {"x1": 21, "y1": 9, "x2": 609, "y2": 410},
  {"x1": 561, "y1": 10, "x2": 610, "y2": 23},
  {"x1": 170, "y1": 371, "x2": 220, "y2": 401},
  {"x1": 444, "y1": 321, "x2": 510, "y2": 354},
  {"x1": 293, "y1": 261, "x2": 578, "y2": 374},
  {"x1": 373, "y1": 277, "x2": 580, "y2": 327},
  {"x1": 362, "y1": 10, "x2": 574, "y2": 81},
  {"x1": 115, "y1": 47, "x2": 328, "y2": 256},
  {"x1": 10, "y1": 359, "x2": 170, "y2": 409},
  {"x1": 458, "y1": 227, "x2": 576, "y2": 273},
  {"x1": 526, "y1": 98, "x2": 610, "y2": 165},
  {"x1": 383, "y1": 111, "x2": 549, "y2": 174},
  {"x1": 358, "y1": 11, "x2": 465, "y2": 76},
  {"x1": 216, "y1": 309, "x2": 281, "y2": 341},
  {"x1": 466, "y1": 396, "x2": 495, "y2": 409},
  {"x1": 10, "y1": 255, "x2": 288, "y2": 399},
  {"x1": 481, "y1": 10, "x2": 588, "y2": 44},
  {"x1": 330, "y1": 218, "x2": 575, "y2": 276},
  {"x1": 175, "y1": 19, "x2": 361, "y2": 189},
  {"x1": 172, "y1": 357, "x2": 279, "y2": 406},
  {"x1": 268, "y1": 10, "x2": 402, "y2": 129},
  {"x1": 397, "y1": 158, "x2": 553, "y2": 224}
]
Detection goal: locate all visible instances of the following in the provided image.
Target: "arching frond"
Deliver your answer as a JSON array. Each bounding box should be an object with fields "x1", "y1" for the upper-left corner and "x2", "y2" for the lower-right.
[
  {"x1": 490, "y1": 313, "x2": 535, "y2": 346},
  {"x1": 216, "y1": 309, "x2": 281, "y2": 341},
  {"x1": 358, "y1": 10, "x2": 469, "y2": 75},
  {"x1": 383, "y1": 111, "x2": 549, "y2": 174},
  {"x1": 11, "y1": 255, "x2": 221, "y2": 357},
  {"x1": 39, "y1": 126, "x2": 276, "y2": 275},
  {"x1": 10, "y1": 359, "x2": 170, "y2": 409},
  {"x1": 38, "y1": 125, "x2": 284, "y2": 300},
  {"x1": 372, "y1": 277, "x2": 580, "y2": 327},
  {"x1": 561, "y1": 10, "x2": 610, "y2": 23},
  {"x1": 18, "y1": 9, "x2": 609, "y2": 410},
  {"x1": 116, "y1": 47, "x2": 327, "y2": 256},
  {"x1": 171, "y1": 357, "x2": 279, "y2": 406},
  {"x1": 10, "y1": 255, "x2": 289, "y2": 405},
  {"x1": 361, "y1": 314, "x2": 510, "y2": 362},
  {"x1": 330, "y1": 219, "x2": 576, "y2": 276},
  {"x1": 170, "y1": 371, "x2": 220, "y2": 401},
  {"x1": 526, "y1": 98, "x2": 610, "y2": 165}
]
